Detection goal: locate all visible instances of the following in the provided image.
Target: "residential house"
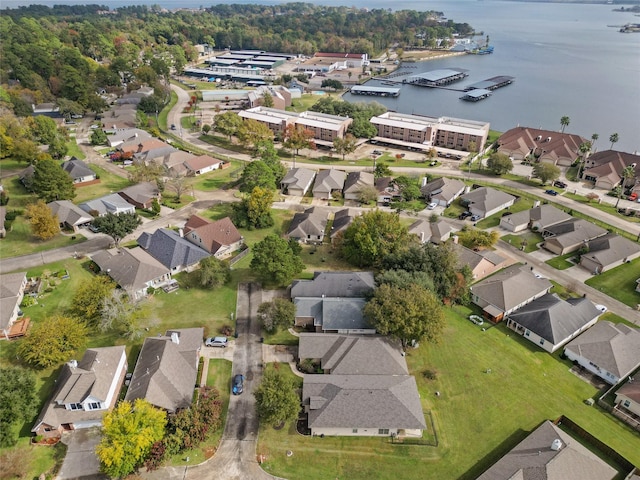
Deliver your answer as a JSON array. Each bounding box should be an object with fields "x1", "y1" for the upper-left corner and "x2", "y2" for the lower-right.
[
  {"x1": 564, "y1": 321, "x2": 640, "y2": 385},
  {"x1": 375, "y1": 177, "x2": 402, "y2": 205},
  {"x1": 281, "y1": 167, "x2": 316, "y2": 196},
  {"x1": 291, "y1": 271, "x2": 375, "y2": 299},
  {"x1": 409, "y1": 218, "x2": 459, "y2": 244},
  {"x1": 287, "y1": 207, "x2": 328, "y2": 244},
  {"x1": 497, "y1": 127, "x2": 586, "y2": 166},
  {"x1": 116, "y1": 86, "x2": 154, "y2": 105},
  {"x1": 499, "y1": 204, "x2": 573, "y2": 233},
  {"x1": 183, "y1": 155, "x2": 224, "y2": 176},
  {"x1": 138, "y1": 228, "x2": 210, "y2": 273},
  {"x1": 91, "y1": 247, "x2": 171, "y2": 300},
  {"x1": 313, "y1": 169, "x2": 346, "y2": 199},
  {"x1": 460, "y1": 187, "x2": 516, "y2": 219},
  {"x1": 118, "y1": 138, "x2": 170, "y2": 156},
  {"x1": 47, "y1": 200, "x2": 93, "y2": 232},
  {"x1": 0, "y1": 272, "x2": 27, "y2": 339},
  {"x1": 31, "y1": 347, "x2": 127, "y2": 439},
  {"x1": 183, "y1": 215, "x2": 244, "y2": 258},
  {"x1": 582, "y1": 150, "x2": 640, "y2": 190},
  {"x1": 542, "y1": 218, "x2": 608, "y2": 255},
  {"x1": 79, "y1": 193, "x2": 136, "y2": 217},
  {"x1": 613, "y1": 376, "x2": 640, "y2": 427},
  {"x1": 329, "y1": 208, "x2": 359, "y2": 243},
  {"x1": 118, "y1": 182, "x2": 161, "y2": 210},
  {"x1": 125, "y1": 328, "x2": 203, "y2": 413},
  {"x1": 147, "y1": 150, "x2": 195, "y2": 176},
  {"x1": 470, "y1": 265, "x2": 552, "y2": 322},
  {"x1": 61, "y1": 159, "x2": 97, "y2": 185},
  {"x1": 343, "y1": 171, "x2": 375, "y2": 201},
  {"x1": 420, "y1": 177, "x2": 466, "y2": 207},
  {"x1": 476, "y1": 420, "x2": 617, "y2": 480},
  {"x1": 132, "y1": 145, "x2": 180, "y2": 167},
  {"x1": 106, "y1": 128, "x2": 152, "y2": 148},
  {"x1": 454, "y1": 244, "x2": 508, "y2": 280},
  {"x1": 0, "y1": 206, "x2": 6, "y2": 238},
  {"x1": 579, "y1": 233, "x2": 640, "y2": 273},
  {"x1": 506, "y1": 294, "x2": 601, "y2": 353},
  {"x1": 103, "y1": 104, "x2": 138, "y2": 132}
]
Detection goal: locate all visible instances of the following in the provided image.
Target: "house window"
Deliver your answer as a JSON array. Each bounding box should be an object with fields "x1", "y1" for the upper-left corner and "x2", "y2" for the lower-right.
[
  {"x1": 623, "y1": 400, "x2": 631, "y2": 408},
  {"x1": 378, "y1": 429, "x2": 389, "y2": 435},
  {"x1": 525, "y1": 330, "x2": 530, "y2": 337},
  {"x1": 352, "y1": 428, "x2": 358, "y2": 434},
  {"x1": 68, "y1": 403, "x2": 83, "y2": 411},
  {"x1": 88, "y1": 402, "x2": 100, "y2": 410},
  {"x1": 539, "y1": 339, "x2": 544, "y2": 345}
]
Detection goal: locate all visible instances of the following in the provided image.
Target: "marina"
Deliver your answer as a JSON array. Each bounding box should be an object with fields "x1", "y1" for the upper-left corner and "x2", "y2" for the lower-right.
[
  {"x1": 403, "y1": 68, "x2": 469, "y2": 87},
  {"x1": 460, "y1": 89, "x2": 492, "y2": 102},
  {"x1": 464, "y1": 76, "x2": 514, "y2": 91},
  {"x1": 349, "y1": 85, "x2": 401, "y2": 97}
]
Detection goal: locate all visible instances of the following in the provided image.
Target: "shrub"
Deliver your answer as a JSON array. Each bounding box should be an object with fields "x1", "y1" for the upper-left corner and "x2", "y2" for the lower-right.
[
  {"x1": 20, "y1": 296, "x2": 36, "y2": 308},
  {"x1": 423, "y1": 369, "x2": 438, "y2": 381},
  {"x1": 220, "y1": 325, "x2": 233, "y2": 336}
]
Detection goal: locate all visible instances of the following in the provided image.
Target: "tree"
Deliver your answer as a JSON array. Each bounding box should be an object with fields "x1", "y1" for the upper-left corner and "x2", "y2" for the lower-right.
[
  {"x1": 17, "y1": 315, "x2": 88, "y2": 368},
  {"x1": 257, "y1": 140, "x2": 286, "y2": 185},
  {"x1": 560, "y1": 115, "x2": 570, "y2": 133},
  {"x1": 240, "y1": 161, "x2": 276, "y2": 193},
  {"x1": 214, "y1": 111, "x2": 243, "y2": 141},
  {"x1": 321, "y1": 79, "x2": 343, "y2": 90},
  {"x1": 591, "y1": 133, "x2": 599, "y2": 151},
  {"x1": 615, "y1": 165, "x2": 636, "y2": 208},
  {"x1": 232, "y1": 186, "x2": 275, "y2": 229},
  {"x1": 92, "y1": 212, "x2": 142, "y2": 247},
  {"x1": 363, "y1": 283, "x2": 444, "y2": 347},
  {"x1": 0, "y1": 367, "x2": 38, "y2": 447},
  {"x1": 532, "y1": 162, "x2": 561, "y2": 185},
  {"x1": 11, "y1": 138, "x2": 40, "y2": 164},
  {"x1": 486, "y1": 152, "x2": 513, "y2": 175},
  {"x1": 128, "y1": 162, "x2": 164, "y2": 184},
  {"x1": 69, "y1": 275, "x2": 116, "y2": 324},
  {"x1": 237, "y1": 118, "x2": 274, "y2": 153},
  {"x1": 333, "y1": 133, "x2": 357, "y2": 161},
  {"x1": 250, "y1": 234, "x2": 305, "y2": 285},
  {"x1": 258, "y1": 298, "x2": 295, "y2": 333},
  {"x1": 340, "y1": 210, "x2": 414, "y2": 267},
  {"x1": 198, "y1": 257, "x2": 231, "y2": 288},
  {"x1": 577, "y1": 141, "x2": 592, "y2": 177},
  {"x1": 254, "y1": 366, "x2": 300, "y2": 427},
  {"x1": 90, "y1": 128, "x2": 108, "y2": 145},
  {"x1": 357, "y1": 184, "x2": 379, "y2": 204},
  {"x1": 97, "y1": 399, "x2": 167, "y2": 478},
  {"x1": 25, "y1": 200, "x2": 59, "y2": 240},
  {"x1": 376, "y1": 269, "x2": 435, "y2": 292},
  {"x1": 282, "y1": 124, "x2": 315, "y2": 166},
  {"x1": 166, "y1": 172, "x2": 191, "y2": 202},
  {"x1": 456, "y1": 227, "x2": 500, "y2": 249},
  {"x1": 261, "y1": 91, "x2": 274, "y2": 108},
  {"x1": 374, "y1": 162, "x2": 393, "y2": 178},
  {"x1": 99, "y1": 289, "x2": 155, "y2": 340},
  {"x1": 32, "y1": 158, "x2": 76, "y2": 202},
  {"x1": 609, "y1": 132, "x2": 619, "y2": 150}
]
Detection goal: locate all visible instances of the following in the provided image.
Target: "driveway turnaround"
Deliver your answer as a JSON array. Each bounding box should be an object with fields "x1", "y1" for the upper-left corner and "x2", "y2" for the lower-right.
[{"x1": 56, "y1": 428, "x2": 108, "y2": 480}]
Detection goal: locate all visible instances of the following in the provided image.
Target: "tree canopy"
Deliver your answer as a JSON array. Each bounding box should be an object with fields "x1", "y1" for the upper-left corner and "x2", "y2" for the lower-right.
[
  {"x1": 213, "y1": 111, "x2": 243, "y2": 141},
  {"x1": 31, "y1": 158, "x2": 76, "y2": 202},
  {"x1": 258, "y1": 298, "x2": 295, "y2": 333},
  {"x1": 254, "y1": 366, "x2": 300, "y2": 427},
  {"x1": 17, "y1": 315, "x2": 88, "y2": 368},
  {"x1": 69, "y1": 275, "x2": 117, "y2": 324},
  {"x1": 0, "y1": 367, "x2": 38, "y2": 447},
  {"x1": 486, "y1": 153, "x2": 514, "y2": 175},
  {"x1": 25, "y1": 200, "x2": 60, "y2": 240},
  {"x1": 250, "y1": 234, "x2": 305, "y2": 285},
  {"x1": 232, "y1": 186, "x2": 275, "y2": 230},
  {"x1": 240, "y1": 161, "x2": 277, "y2": 193},
  {"x1": 198, "y1": 257, "x2": 231, "y2": 288},
  {"x1": 532, "y1": 162, "x2": 560, "y2": 185},
  {"x1": 92, "y1": 212, "x2": 142, "y2": 247}
]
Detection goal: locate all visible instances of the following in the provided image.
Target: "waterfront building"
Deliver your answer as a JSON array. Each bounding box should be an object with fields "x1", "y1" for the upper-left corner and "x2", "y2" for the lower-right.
[{"x1": 497, "y1": 127, "x2": 586, "y2": 166}]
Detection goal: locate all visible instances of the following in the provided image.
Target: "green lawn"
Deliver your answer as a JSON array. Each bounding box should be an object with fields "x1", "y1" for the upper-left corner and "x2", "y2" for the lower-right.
[
  {"x1": 545, "y1": 252, "x2": 578, "y2": 270},
  {"x1": 192, "y1": 161, "x2": 245, "y2": 191},
  {"x1": 500, "y1": 232, "x2": 543, "y2": 253},
  {"x1": 585, "y1": 257, "x2": 640, "y2": 308},
  {"x1": 263, "y1": 328, "x2": 299, "y2": 346},
  {"x1": 563, "y1": 192, "x2": 640, "y2": 224},
  {"x1": 258, "y1": 307, "x2": 640, "y2": 480},
  {"x1": 476, "y1": 198, "x2": 534, "y2": 229},
  {"x1": 72, "y1": 164, "x2": 132, "y2": 204}
]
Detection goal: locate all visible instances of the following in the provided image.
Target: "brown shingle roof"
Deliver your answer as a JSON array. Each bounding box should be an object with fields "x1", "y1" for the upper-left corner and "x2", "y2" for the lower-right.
[{"x1": 186, "y1": 216, "x2": 242, "y2": 254}]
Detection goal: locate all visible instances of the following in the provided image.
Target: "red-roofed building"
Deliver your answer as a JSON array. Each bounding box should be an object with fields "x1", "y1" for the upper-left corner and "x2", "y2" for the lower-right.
[
  {"x1": 582, "y1": 150, "x2": 640, "y2": 191},
  {"x1": 184, "y1": 155, "x2": 225, "y2": 176},
  {"x1": 184, "y1": 216, "x2": 244, "y2": 258},
  {"x1": 497, "y1": 127, "x2": 586, "y2": 166}
]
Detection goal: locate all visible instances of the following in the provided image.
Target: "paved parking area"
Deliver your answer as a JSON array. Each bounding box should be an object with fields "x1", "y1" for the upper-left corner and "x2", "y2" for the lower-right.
[{"x1": 57, "y1": 428, "x2": 107, "y2": 480}]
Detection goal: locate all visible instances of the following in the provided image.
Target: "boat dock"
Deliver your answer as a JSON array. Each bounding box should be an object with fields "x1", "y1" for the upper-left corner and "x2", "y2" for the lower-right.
[
  {"x1": 350, "y1": 85, "x2": 401, "y2": 97},
  {"x1": 460, "y1": 89, "x2": 492, "y2": 102},
  {"x1": 404, "y1": 68, "x2": 469, "y2": 87},
  {"x1": 464, "y1": 76, "x2": 514, "y2": 92}
]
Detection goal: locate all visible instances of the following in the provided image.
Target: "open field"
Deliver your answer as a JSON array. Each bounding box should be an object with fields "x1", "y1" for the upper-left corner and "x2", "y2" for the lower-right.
[
  {"x1": 585, "y1": 257, "x2": 640, "y2": 308},
  {"x1": 257, "y1": 306, "x2": 640, "y2": 480}
]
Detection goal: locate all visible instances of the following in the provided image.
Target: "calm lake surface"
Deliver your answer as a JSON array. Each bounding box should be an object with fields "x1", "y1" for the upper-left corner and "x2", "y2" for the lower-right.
[{"x1": 5, "y1": 0, "x2": 640, "y2": 151}]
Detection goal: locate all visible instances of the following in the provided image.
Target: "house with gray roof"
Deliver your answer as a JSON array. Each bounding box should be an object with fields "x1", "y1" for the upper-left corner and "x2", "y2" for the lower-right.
[
  {"x1": 542, "y1": 218, "x2": 608, "y2": 255},
  {"x1": 61, "y1": 159, "x2": 97, "y2": 184},
  {"x1": 47, "y1": 200, "x2": 93, "y2": 232},
  {"x1": 375, "y1": 177, "x2": 402, "y2": 205},
  {"x1": 313, "y1": 169, "x2": 346, "y2": 199},
  {"x1": 343, "y1": 171, "x2": 375, "y2": 201},
  {"x1": 91, "y1": 247, "x2": 171, "y2": 300},
  {"x1": 579, "y1": 233, "x2": 640, "y2": 273},
  {"x1": 409, "y1": 218, "x2": 459, "y2": 244},
  {"x1": 564, "y1": 321, "x2": 640, "y2": 385},
  {"x1": 32, "y1": 346, "x2": 127, "y2": 439},
  {"x1": 291, "y1": 271, "x2": 375, "y2": 299},
  {"x1": 421, "y1": 177, "x2": 466, "y2": 207},
  {"x1": 476, "y1": 420, "x2": 617, "y2": 480},
  {"x1": 454, "y1": 244, "x2": 508, "y2": 281},
  {"x1": 125, "y1": 328, "x2": 203, "y2": 412},
  {"x1": 281, "y1": 167, "x2": 316, "y2": 196},
  {"x1": 79, "y1": 193, "x2": 136, "y2": 217},
  {"x1": 138, "y1": 228, "x2": 210, "y2": 273},
  {"x1": 614, "y1": 376, "x2": 640, "y2": 428},
  {"x1": 287, "y1": 207, "x2": 328, "y2": 244},
  {"x1": 0, "y1": 272, "x2": 27, "y2": 339},
  {"x1": 506, "y1": 294, "x2": 601, "y2": 353},
  {"x1": 118, "y1": 182, "x2": 161, "y2": 209},
  {"x1": 106, "y1": 128, "x2": 152, "y2": 148},
  {"x1": 329, "y1": 208, "x2": 359, "y2": 243},
  {"x1": 470, "y1": 265, "x2": 552, "y2": 322},
  {"x1": 460, "y1": 187, "x2": 516, "y2": 218},
  {"x1": 499, "y1": 204, "x2": 572, "y2": 233}
]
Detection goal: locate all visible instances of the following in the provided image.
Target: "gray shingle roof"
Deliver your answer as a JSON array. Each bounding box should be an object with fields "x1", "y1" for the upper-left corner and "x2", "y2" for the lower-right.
[
  {"x1": 476, "y1": 420, "x2": 617, "y2": 480},
  {"x1": 291, "y1": 271, "x2": 375, "y2": 298},
  {"x1": 138, "y1": 228, "x2": 210, "y2": 270},
  {"x1": 543, "y1": 219, "x2": 608, "y2": 249},
  {"x1": 330, "y1": 208, "x2": 359, "y2": 239},
  {"x1": 581, "y1": 233, "x2": 640, "y2": 269},
  {"x1": 91, "y1": 247, "x2": 169, "y2": 293},
  {"x1": 343, "y1": 171, "x2": 374, "y2": 194},
  {"x1": 294, "y1": 297, "x2": 370, "y2": 331},
  {"x1": 47, "y1": 200, "x2": 93, "y2": 227},
  {"x1": 281, "y1": 167, "x2": 316, "y2": 191},
  {"x1": 460, "y1": 187, "x2": 516, "y2": 216},
  {"x1": 118, "y1": 182, "x2": 160, "y2": 205},
  {"x1": 409, "y1": 218, "x2": 458, "y2": 243},
  {"x1": 313, "y1": 169, "x2": 346, "y2": 195},
  {"x1": 507, "y1": 294, "x2": 600, "y2": 345},
  {"x1": 79, "y1": 193, "x2": 135, "y2": 216},
  {"x1": 61, "y1": 159, "x2": 95, "y2": 181},
  {"x1": 0, "y1": 272, "x2": 26, "y2": 331},
  {"x1": 287, "y1": 207, "x2": 328, "y2": 239}
]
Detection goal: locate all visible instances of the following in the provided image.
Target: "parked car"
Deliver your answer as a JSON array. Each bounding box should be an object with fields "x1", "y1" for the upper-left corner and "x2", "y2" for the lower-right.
[
  {"x1": 88, "y1": 224, "x2": 100, "y2": 233},
  {"x1": 232, "y1": 374, "x2": 245, "y2": 395},
  {"x1": 553, "y1": 181, "x2": 568, "y2": 188},
  {"x1": 459, "y1": 211, "x2": 472, "y2": 220},
  {"x1": 545, "y1": 189, "x2": 558, "y2": 196},
  {"x1": 171, "y1": 124, "x2": 176, "y2": 130},
  {"x1": 205, "y1": 336, "x2": 228, "y2": 348},
  {"x1": 595, "y1": 304, "x2": 608, "y2": 314},
  {"x1": 629, "y1": 192, "x2": 638, "y2": 201},
  {"x1": 71, "y1": 114, "x2": 83, "y2": 119},
  {"x1": 470, "y1": 214, "x2": 481, "y2": 221},
  {"x1": 372, "y1": 150, "x2": 382, "y2": 155},
  {"x1": 427, "y1": 202, "x2": 438, "y2": 210}
]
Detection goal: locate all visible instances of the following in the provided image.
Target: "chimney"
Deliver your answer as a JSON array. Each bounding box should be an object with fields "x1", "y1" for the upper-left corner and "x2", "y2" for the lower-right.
[
  {"x1": 171, "y1": 332, "x2": 180, "y2": 344},
  {"x1": 550, "y1": 439, "x2": 563, "y2": 451},
  {"x1": 137, "y1": 143, "x2": 143, "y2": 153}
]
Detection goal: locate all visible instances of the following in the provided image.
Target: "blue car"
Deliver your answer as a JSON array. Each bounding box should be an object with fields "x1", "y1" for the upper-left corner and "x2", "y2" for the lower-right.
[
  {"x1": 545, "y1": 189, "x2": 558, "y2": 196},
  {"x1": 232, "y1": 374, "x2": 245, "y2": 395}
]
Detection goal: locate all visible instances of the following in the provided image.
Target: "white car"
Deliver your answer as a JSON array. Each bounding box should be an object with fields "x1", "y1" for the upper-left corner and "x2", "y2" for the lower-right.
[
  {"x1": 595, "y1": 305, "x2": 608, "y2": 314},
  {"x1": 427, "y1": 202, "x2": 438, "y2": 210},
  {"x1": 205, "y1": 336, "x2": 228, "y2": 347}
]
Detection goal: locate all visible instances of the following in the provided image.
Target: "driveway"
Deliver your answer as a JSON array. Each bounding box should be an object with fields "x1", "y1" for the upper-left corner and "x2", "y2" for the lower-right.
[{"x1": 56, "y1": 428, "x2": 107, "y2": 480}]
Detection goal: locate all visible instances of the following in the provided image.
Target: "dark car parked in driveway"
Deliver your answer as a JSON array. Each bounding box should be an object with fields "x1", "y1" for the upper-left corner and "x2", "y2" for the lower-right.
[
  {"x1": 232, "y1": 374, "x2": 244, "y2": 395},
  {"x1": 459, "y1": 211, "x2": 472, "y2": 220},
  {"x1": 553, "y1": 181, "x2": 567, "y2": 188}
]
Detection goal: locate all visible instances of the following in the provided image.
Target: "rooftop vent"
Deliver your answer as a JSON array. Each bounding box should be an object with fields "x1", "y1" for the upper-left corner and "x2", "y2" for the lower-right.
[
  {"x1": 551, "y1": 439, "x2": 563, "y2": 451},
  {"x1": 68, "y1": 360, "x2": 78, "y2": 368},
  {"x1": 171, "y1": 332, "x2": 180, "y2": 344},
  {"x1": 536, "y1": 135, "x2": 542, "y2": 141},
  {"x1": 546, "y1": 137, "x2": 552, "y2": 142}
]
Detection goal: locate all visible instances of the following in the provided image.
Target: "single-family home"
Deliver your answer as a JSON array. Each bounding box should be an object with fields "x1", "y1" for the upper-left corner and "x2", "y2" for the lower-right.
[
  {"x1": 343, "y1": 171, "x2": 375, "y2": 201},
  {"x1": 375, "y1": 177, "x2": 402, "y2": 205},
  {"x1": 106, "y1": 129, "x2": 152, "y2": 148},
  {"x1": 497, "y1": 127, "x2": 586, "y2": 166},
  {"x1": 476, "y1": 420, "x2": 617, "y2": 480},
  {"x1": 0, "y1": 272, "x2": 27, "y2": 339},
  {"x1": 79, "y1": 193, "x2": 136, "y2": 217},
  {"x1": 330, "y1": 208, "x2": 359, "y2": 243},
  {"x1": 582, "y1": 150, "x2": 640, "y2": 190},
  {"x1": 138, "y1": 228, "x2": 210, "y2": 273},
  {"x1": 287, "y1": 207, "x2": 328, "y2": 244},
  {"x1": 281, "y1": 167, "x2": 316, "y2": 196},
  {"x1": 313, "y1": 169, "x2": 346, "y2": 199},
  {"x1": 499, "y1": 204, "x2": 572, "y2": 233},
  {"x1": 183, "y1": 215, "x2": 244, "y2": 258},
  {"x1": 118, "y1": 138, "x2": 171, "y2": 156},
  {"x1": 542, "y1": 218, "x2": 608, "y2": 255},
  {"x1": 564, "y1": 321, "x2": 640, "y2": 385},
  {"x1": 61, "y1": 159, "x2": 97, "y2": 185},
  {"x1": 102, "y1": 104, "x2": 139, "y2": 132},
  {"x1": 118, "y1": 182, "x2": 161, "y2": 210},
  {"x1": 579, "y1": 233, "x2": 640, "y2": 274},
  {"x1": 291, "y1": 271, "x2": 375, "y2": 299},
  {"x1": 147, "y1": 150, "x2": 195, "y2": 176},
  {"x1": 116, "y1": 86, "x2": 154, "y2": 105},
  {"x1": 506, "y1": 294, "x2": 601, "y2": 353},
  {"x1": 183, "y1": 155, "x2": 224, "y2": 176},
  {"x1": 420, "y1": 177, "x2": 467, "y2": 207},
  {"x1": 131, "y1": 145, "x2": 179, "y2": 166},
  {"x1": 409, "y1": 218, "x2": 459, "y2": 244},
  {"x1": 31, "y1": 346, "x2": 127, "y2": 439},
  {"x1": 91, "y1": 247, "x2": 171, "y2": 300},
  {"x1": 454, "y1": 244, "x2": 508, "y2": 280},
  {"x1": 47, "y1": 200, "x2": 93, "y2": 232},
  {"x1": 613, "y1": 376, "x2": 640, "y2": 428},
  {"x1": 470, "y1": 265, "x2": 552, "y2": 322},
  {"x1": 125, "y1": 328, "x2": 203, "y2": 413},
  {"x1": 460, "y1": 187, "x2": 516, "y2": 219}
]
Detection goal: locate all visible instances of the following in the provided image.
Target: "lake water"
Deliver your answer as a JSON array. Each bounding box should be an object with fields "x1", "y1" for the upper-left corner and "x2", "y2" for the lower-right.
[{"x1": 4, "y1": 0, "x2": 639, "y2": 152}]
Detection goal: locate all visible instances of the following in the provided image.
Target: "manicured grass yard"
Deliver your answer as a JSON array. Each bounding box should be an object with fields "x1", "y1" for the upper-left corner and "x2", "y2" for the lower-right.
[
  {"x1": 500, "y1": 232, "x2": 543, "y2": 253},
  {"x1": 192, "y1": 160, "x2": 244, "y2": 191},
  {"x1": 476, "y1": 198, "x2": 535, "y2": 229},
  {"x1": 0, "y1": 217, "x2": 87, "y2": 259},
  {"x1": 545, "y1": 251, "x2": 578, "y2": 270},
  {"x1": 72, "y1": 164, "x2": 132, "y2": 204},
  {"x1": 257, "y1": 306, "x2": 640, "y2": 480},
  {"x1": 585, "y1": 257, "x2": 640, "y2": 308}
]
